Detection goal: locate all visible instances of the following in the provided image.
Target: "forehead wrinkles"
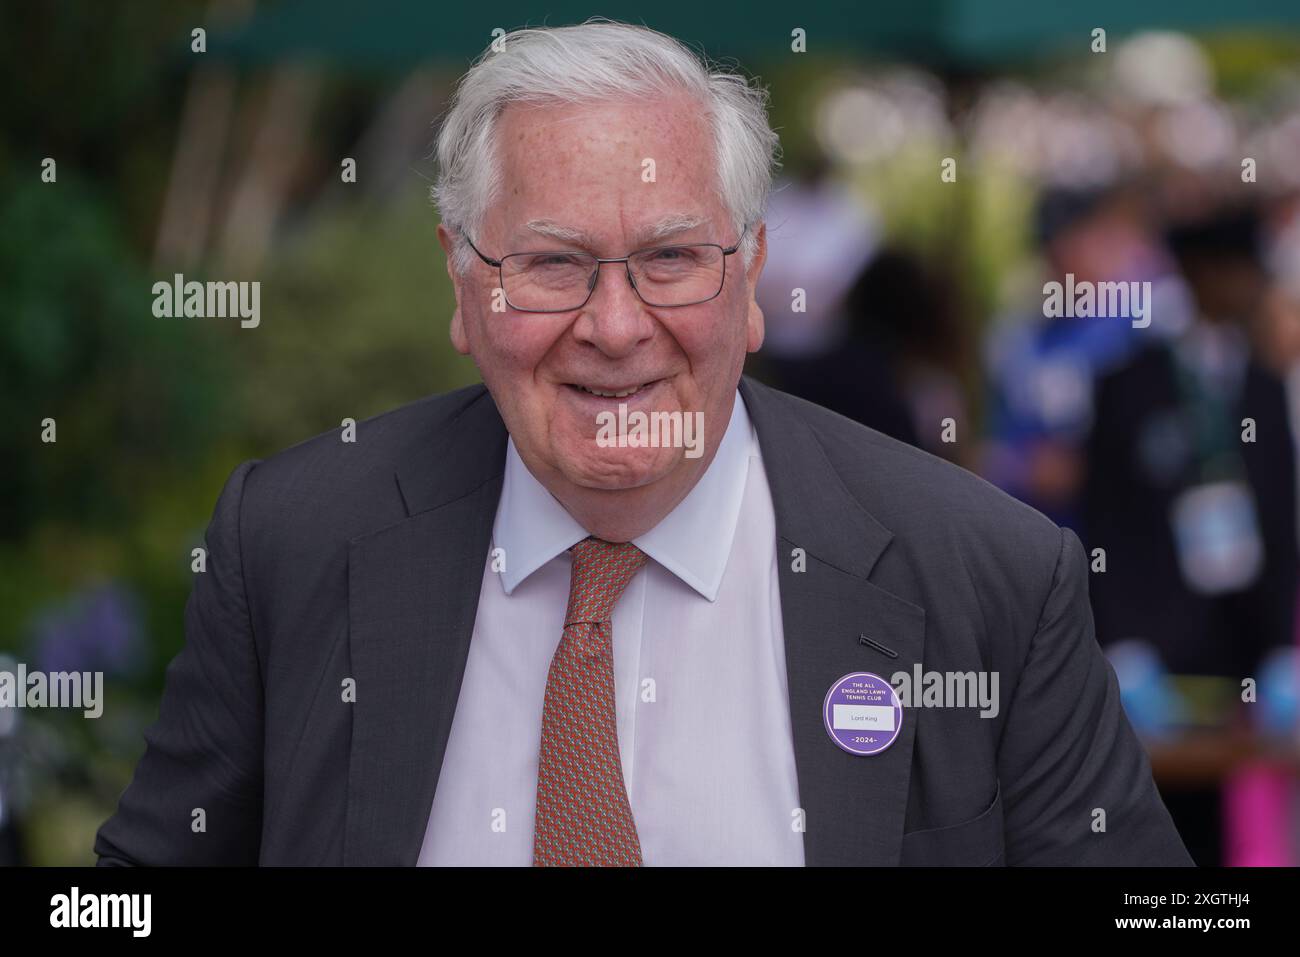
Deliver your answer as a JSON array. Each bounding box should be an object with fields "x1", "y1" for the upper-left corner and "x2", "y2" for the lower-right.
[
  {"x1": 490, "y1": 97, "x2": 724, "y2": 244},
  {"x1": 500, "y1": 96, "x2": 711, "y2": 178}
]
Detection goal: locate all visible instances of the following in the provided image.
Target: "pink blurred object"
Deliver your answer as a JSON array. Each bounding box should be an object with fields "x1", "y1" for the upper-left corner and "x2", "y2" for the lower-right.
[{"x1": 1223, "y1": 764, "x2": 1295, "y2": 866}]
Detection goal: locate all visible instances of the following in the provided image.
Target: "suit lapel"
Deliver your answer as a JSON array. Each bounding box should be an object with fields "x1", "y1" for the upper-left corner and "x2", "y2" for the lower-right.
[
  {"x1": 739, "y1": 376, "x2": 926, "y2": 865},
  {"x1": 343, "y1": 387, "x2": 506, "y2": 865}
]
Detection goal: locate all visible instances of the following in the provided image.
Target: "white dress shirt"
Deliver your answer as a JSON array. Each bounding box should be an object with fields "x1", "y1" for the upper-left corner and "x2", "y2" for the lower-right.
[{"x1": 418, "y1": 391, "x2": 805, "y2": 865}]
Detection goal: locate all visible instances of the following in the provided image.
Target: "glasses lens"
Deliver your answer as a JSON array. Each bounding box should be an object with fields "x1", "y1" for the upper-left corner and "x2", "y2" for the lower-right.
[
  {"x1": 501, "y1": 251, "x2": 596, "y2": 312},
  {"x1": 630, "y1": 245, "x2": 725, "y2": 307}
]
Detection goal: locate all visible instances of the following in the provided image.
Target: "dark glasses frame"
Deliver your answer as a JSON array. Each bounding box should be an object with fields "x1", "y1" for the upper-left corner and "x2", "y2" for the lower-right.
[{"x1": 460, "y1": 223, "x2": 748, "y2": 313}]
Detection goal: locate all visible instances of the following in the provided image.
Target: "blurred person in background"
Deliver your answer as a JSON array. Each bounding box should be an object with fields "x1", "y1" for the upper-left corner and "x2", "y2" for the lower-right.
[
  {"x1": 757, "y1": 247, "x2": 931, "y2": 448},
  {"x1": 1082, "y1": 200, "x2": 1299, "y2": 864},
  {"x1": 1258, "y1": 192, "x2": 1300, "y2": 546},
  {"x1": 752, "y1": 150, "x2": 878, "y2": 361},
  {"x1": 984, "y1": 182, "x2": 1191, "y2": 530},
  {"x1": 750, "y1": 151, "x2": 924, "y2": 444},
  {"x1": 840, "y1": 248, "x2": 968, "y2": 459},
  {"x1": 1228, "y1": 190, "x2": 1300, "y2": 868}
]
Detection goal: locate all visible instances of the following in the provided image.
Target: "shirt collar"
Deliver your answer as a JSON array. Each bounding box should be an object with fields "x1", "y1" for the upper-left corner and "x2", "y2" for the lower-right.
[{"x1": 493, "y1": 391, "x2": 754, "y2": 602}]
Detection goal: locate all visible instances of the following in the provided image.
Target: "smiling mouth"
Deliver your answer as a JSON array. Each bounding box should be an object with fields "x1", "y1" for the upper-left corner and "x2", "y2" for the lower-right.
[{"x1": 566, "y1": 379, "x2": 660, "y2": 399}]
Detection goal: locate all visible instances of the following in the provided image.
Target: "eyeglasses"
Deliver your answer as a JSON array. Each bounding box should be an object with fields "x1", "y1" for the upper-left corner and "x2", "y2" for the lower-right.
[{"x1": 461, "y1": 224, "x2": 748, "y2": 313}]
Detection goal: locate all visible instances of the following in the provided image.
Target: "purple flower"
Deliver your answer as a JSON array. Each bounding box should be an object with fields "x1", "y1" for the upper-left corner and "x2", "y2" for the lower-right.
[{"x1": 30, "y1": 582, "x2": 145, "y2": 677}]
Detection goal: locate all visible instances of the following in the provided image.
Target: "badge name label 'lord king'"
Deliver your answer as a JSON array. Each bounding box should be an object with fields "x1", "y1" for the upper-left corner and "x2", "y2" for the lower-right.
[{"x1": 823, "y1": 671, "x2": 904, "y2": 756}]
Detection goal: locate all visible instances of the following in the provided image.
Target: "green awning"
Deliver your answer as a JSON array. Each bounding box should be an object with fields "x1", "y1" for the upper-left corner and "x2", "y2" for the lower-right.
[{"x1": 204, "y1": 0, "x2": 1300, "y2": 69}]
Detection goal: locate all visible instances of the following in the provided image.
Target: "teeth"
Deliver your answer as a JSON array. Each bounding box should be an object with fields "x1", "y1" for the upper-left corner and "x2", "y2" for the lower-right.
[{"x1": 579, "y1": 384, "x2": 641, "y2": 398}]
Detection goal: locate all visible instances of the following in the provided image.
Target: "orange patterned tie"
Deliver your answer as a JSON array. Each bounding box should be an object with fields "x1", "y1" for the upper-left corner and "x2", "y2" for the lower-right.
[{"x1": 533, "y1": 536, "x2": 647, "y2": 866}]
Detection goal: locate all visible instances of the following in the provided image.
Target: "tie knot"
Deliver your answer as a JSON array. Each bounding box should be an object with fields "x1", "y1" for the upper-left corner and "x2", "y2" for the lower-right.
[{"x1": 565, "y1": 537, "x2": 647, "y2": 626}]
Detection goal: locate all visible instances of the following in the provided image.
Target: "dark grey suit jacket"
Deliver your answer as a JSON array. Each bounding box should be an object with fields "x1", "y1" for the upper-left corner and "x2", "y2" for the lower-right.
[{"x1": 95, "y1": 376, "x2": 1192, "y2": 866}]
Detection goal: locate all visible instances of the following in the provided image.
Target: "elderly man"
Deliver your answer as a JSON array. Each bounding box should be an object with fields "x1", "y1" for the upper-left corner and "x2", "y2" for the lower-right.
[{"x1": 95, "y1": 20, "x2": 1191, "y2": 867}]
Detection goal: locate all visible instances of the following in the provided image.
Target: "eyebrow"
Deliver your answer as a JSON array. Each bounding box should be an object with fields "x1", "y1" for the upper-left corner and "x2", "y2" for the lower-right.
[{"x1": 522, "y1": 213, "x2": 709, "y2": 249}]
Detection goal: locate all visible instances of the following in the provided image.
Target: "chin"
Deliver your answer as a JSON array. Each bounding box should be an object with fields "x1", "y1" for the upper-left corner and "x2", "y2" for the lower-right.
[{"x1": 559, "y1": 444, "x2": 682, "y2": 491}]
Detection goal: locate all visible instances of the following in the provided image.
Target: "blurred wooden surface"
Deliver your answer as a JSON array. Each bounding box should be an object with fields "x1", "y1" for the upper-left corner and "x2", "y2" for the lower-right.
[{"x1": 1147, "y1": 728, "x2": 1300, "y2": 787}]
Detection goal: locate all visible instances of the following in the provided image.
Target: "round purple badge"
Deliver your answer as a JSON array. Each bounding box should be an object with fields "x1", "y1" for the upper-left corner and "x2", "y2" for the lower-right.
[{"x1": 822, "y1": 671, "x2": 903, "y2": 756}]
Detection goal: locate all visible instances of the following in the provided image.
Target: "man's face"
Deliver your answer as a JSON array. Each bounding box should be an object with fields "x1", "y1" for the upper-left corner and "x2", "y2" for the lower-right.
[{"x1": 439, "y1": 92, "x2": 766, "y2": 495}]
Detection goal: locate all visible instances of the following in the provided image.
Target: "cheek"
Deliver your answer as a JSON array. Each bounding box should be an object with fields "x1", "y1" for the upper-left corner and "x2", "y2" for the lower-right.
[
  {"x1": 471, "y1": 305, "x2": 561, "y2": 375},
  {"x1": 678, "y1": 284, "x2": 742, "y2": 347},
  {"x1": 659, "y1": 313, "x2": 746, "y2": 413},
  {"x1": 683, "y1": 298, "x2": 748, "y2": 367}
]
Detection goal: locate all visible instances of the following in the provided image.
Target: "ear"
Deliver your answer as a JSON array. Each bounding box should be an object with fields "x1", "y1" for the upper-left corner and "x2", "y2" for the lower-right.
[
  {"x1": 744, "y1": 220, "x2": 768, "y2": 354},
  {"x1": 437, "y1": 223, "x2": 471, "y2": 356}
]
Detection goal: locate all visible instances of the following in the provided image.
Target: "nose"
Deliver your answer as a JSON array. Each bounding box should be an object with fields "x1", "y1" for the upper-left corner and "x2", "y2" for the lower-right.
[{"x1": 570, "y1": 260, "x2": 655, "y2": 359}]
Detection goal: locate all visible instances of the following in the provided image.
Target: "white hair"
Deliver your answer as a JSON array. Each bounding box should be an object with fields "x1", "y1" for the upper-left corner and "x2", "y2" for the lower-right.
[{"x1": 431, "y1": 18, "x2": 780, "y2": 275}]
